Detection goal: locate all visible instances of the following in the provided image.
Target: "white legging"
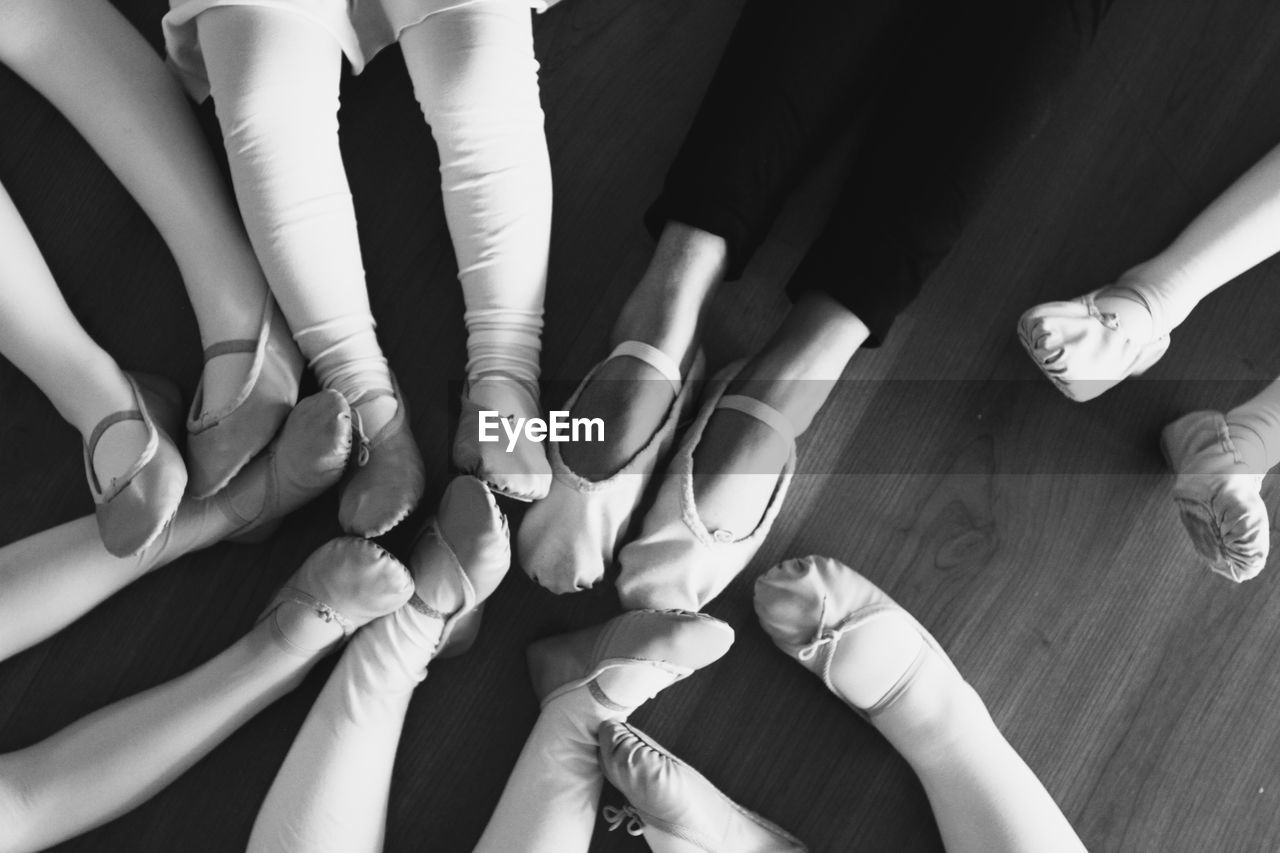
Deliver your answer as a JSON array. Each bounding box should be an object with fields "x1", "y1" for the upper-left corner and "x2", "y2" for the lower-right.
[{"x1": 197, "y1": 1, "x2": 550, "y2": 387}]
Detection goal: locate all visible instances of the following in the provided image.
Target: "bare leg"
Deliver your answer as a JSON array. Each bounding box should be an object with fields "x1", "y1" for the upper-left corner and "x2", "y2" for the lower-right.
[
  {"x1": 0, "y1": 390, "x2": 353, "y2": 662},
  {"x1": 0, "y1": 0, "x2": 269, "y2": 412},
  {"x1": 0, "y1": 539, "x2": 412, "y2": 853},
  {"x1": 0, "y1": 181, "x2": 145, "y2": 486}
]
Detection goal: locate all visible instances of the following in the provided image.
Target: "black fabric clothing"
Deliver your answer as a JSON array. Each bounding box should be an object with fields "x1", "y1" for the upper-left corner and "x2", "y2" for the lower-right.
[{"x1": 647, "y1": 0, "x2": 1110, "y2": 345}]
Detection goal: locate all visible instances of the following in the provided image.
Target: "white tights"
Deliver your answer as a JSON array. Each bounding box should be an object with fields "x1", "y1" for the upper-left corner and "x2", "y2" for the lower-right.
[{"x1": 197, "y1": 1, "x2": 549, "y2": 429}]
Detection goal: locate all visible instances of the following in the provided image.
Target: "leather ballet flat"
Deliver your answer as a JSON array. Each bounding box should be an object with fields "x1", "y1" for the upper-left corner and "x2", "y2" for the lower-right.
[
  {"x1": 518, "y1": 341, "x2": 704, "y2": 594},
  {"x1": 1161, "y1": 410, "x2": 1269, "y2": 582},
  {"x1": 617, "y1": 362, "x2": 795, "y2": 611},
  {"x1": 186, "y1": 297, "x2": 304, "y2": 498},
  {"x1": 1018, "y1": 288, "x2": 1169, "y2": 402},
  {"x1": 527, "y1": 608, "x2": 733, "y2": 708},
  {"x1": 453, "y1": 376, "x2": 553, "y2": 502},
  {"x1": 407, "y1": 474, "x2": 511, "y2": 659},
  {"x1": 85, "y1": 372, "x2": 188, "y2": 558},
  {"x1": 338, "y1": 372, "x2": 426, "y2": 538},
  {"x1": 754, "y1": 555, "x2": 962, "y2": 720},
  {"x1": 257, "y1": 536, "x2": 415, "y2": 656}
]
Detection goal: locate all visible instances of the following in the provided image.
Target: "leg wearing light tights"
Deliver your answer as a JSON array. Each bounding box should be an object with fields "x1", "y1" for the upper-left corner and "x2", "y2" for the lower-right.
[
  {"x1": 0, "y1": 602, "x2": 345, "y2": 853},
  {"x1": 0, "y1": 181, "x2": 144, "y2": 488},
  {"x1": 197, "y1": 7, "x2": 396, "y2": 434},
  {"x1": 400, "y1": 2, "x2": 551, "y2": 394},
  {"x1": 0, "y1": 0, "x2": 268, "y2": 413},
  {"x1": 474, "y1": 668, "x2": 677, "y2": 853},
  {"x1": 247, "y1": 605, "x2": 442, "y2": 853},
  {"x1": 867, "y1": 662, "x2": 1084, "y2": 853}
]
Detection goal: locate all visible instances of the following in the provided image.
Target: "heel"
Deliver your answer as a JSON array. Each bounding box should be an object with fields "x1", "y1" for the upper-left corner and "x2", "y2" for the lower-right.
[
  {"x1": 131, "y1": 371, "x2": 184, "y2": 438},
  {"x1": 435, "y1": 602, "x2": 485, "y2": 659}
]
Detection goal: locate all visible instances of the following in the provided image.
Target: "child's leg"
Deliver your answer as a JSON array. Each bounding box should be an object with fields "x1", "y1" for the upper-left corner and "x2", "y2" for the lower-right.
[
  {"x1": 197, "y1": 7, "x2": 423, "y2": 535},
  {"x1": 0, "y1": 536, "x2": 412, "y2": 853},
  {"x1": 400, "y1": 1, "x2": 550, "y2": 395},
  {"x1": 196, "y1": 7, "x2": 396, "y2": 435},
  {"x1": 0, "y1": 181, "x2": 145, "y2": 487},
  {"x1": 399, "y1": 2, "x2": 552, "y2": 495},
  {"x1": 0, "y1": 0, "x2": 269, "y2": 413}
]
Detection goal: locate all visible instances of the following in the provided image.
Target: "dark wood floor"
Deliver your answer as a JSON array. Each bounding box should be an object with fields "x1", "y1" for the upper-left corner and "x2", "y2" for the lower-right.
[{"x1": 4, "y1": 0, "x2": 1280, "y2": 850}]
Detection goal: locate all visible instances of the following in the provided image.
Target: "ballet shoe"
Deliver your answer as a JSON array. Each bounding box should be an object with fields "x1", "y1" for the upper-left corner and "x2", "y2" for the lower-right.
[
  {"x1": 527, "y1": 609, "x2": 733, "y2": 709},
  {"x1": 257, "y1": 537, "x2": 415, "y2": 656},
  {"x1": 453, "y1": 376, "x2": 552, "y2": 501},
  {"x1": 219, "y1": 389, "x2": 353, "y2": 541},
  {"x1": 187, "y1": 298, "x2": 304, "y2": 498},
  {"x1": 339, "y1": 372, "x2": 426, "y2": 537},
  {"x1": 407, "y1": 475, "x2": 511, "y2": 660},
  {"x1": 1018, "y1": 289, "x2": 1169, "y2": 402},
  {"x1": 599, "y1": 720, "x2": 809, "y2": 853},
  {"x1": 754, "y1": 555, "x2": 962, "y2": 719},
  {"x1": 518, "y1": 342, "x2": 705, "y2": 594},
  {"x1": 617, "y1": 363, "x2": 795, "y2": 611},
  {"x1": 1161, "y1": 410, "x2": 1270, "y2": 582},
  {"x1": 85, "y1": 372, "x2": 189, "y2": 558}
]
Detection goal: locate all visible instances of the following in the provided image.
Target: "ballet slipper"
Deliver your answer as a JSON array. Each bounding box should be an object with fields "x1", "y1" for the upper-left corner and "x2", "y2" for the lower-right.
[
  {"x1": 1161, "y1": 410, "x2": 1270, "y2": 582},
  {"x1": 407, "y1": 474, "x2": 510, "y2": 660},
  {"x1": 140, "y1": 390, "x2": 353, "y2": 562},
  {"x1": 186, "y1": 298, "x2": 304, "y2": 498},
  {"x1": 754, "y1": 555, "x2": 963, "y2": 720},
  {"x1": 617, "y1": 363, "x2": 795, "y2": 611},
  {"x1": 84, "y1": 372, "x2": 188, "y2": 558},
  {"x1": 518, "y1": 342, "x2": 705, "y2": 594},
  {"x1": 528, "y1": 609, "x2": 733, "y2": 708},
  {"x1": 1017, "y1": 289, "x2": 1169, "y2": 402},
  {"x1": 599, "y1": 720, "x2": 808, "y2": 853},
  {"x1": 453, "y1": 376, "x2": 552, "y2": 502},
  {"x1": 338, "y1": 372, "x2": 426, "y2": 538},
  {"x1": 257, "y1": 537, "x2": 415, "y2": 656}
]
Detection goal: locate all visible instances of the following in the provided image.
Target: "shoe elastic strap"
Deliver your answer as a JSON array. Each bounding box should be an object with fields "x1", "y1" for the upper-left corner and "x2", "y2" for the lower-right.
[
  {"x1": 716, "y1": 395, "x2": 795, "y2": 445},
  {"x1": 202, "y1": 298, "x2": 273, "y2": 362},
  {"x1": 607, "y1": 341, "x2": 682, "y2": 396}
]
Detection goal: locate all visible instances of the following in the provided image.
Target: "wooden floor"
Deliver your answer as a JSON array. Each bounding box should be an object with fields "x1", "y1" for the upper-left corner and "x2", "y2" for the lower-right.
[{"x1": 3, "y1": 0, "x2": 1280, "y2": 850}]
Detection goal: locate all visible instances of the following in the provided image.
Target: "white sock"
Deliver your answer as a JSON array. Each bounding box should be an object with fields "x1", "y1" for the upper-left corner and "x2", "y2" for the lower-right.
[{"x1": 293, "y1": 315, "x2": 397, "y2": 435}]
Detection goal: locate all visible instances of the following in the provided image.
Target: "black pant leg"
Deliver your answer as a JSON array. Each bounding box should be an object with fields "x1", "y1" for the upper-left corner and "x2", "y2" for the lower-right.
[
  {"x1": 787, "y1": 0, "x2": 1111, "y2": 344},
  {"x1": 647, "y1": 0, "x2": 913, "y2": 279}
]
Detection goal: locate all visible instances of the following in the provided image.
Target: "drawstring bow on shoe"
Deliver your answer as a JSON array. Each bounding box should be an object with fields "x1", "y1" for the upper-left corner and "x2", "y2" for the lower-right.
[
  {"x1": 797, "y1": 595, "x2": 834, "y2": 661},
  {"x1": 602, "y1": 804, "x2": 645, "y2": 836}
]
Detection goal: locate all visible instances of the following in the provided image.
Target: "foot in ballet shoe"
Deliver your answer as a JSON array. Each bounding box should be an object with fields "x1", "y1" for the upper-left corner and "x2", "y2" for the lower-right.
[
  {"x1": 617, "y1": 363, "x2": 795, "y2": 611},
  {"x1": 139, "y1": 390, "x2": 353, "y2": 564},
  {"x1": 85, "y1": 373, "x2": 189, "y2": 558},
  {"x1": 258, "y1": 537, "x2": 415, "y2": 656},
  {"x1": 408, "y1": 475, "x2": 510, "y2": 660},
  {"x1": 599, "y1": 721, "x2": 808, "y2": 853},
  {"x1": 527, "y1": 609, "x2": 733, "y2": 711},
  {"x1": 453, "y1": 377, "x2": 552, "y2": 502},
  {"x1": 518, "y1": 343, "x2": 705, "y2": 594},
  {"x1": 1017, "y1": 288, "x2": 1169, "y2": 402},
  {"x1": 339, "y1": 373, "x2": 426, "y2": 537},
  {"x1": 1161, "y1": 411, "x2": 1270, "y2": 582},
  {"x1": 187, "y1": 298, "x2": 304, "y2": 498},
  {"x1": 754, "y1": 556, "x2": 964, "y2": 720}
]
